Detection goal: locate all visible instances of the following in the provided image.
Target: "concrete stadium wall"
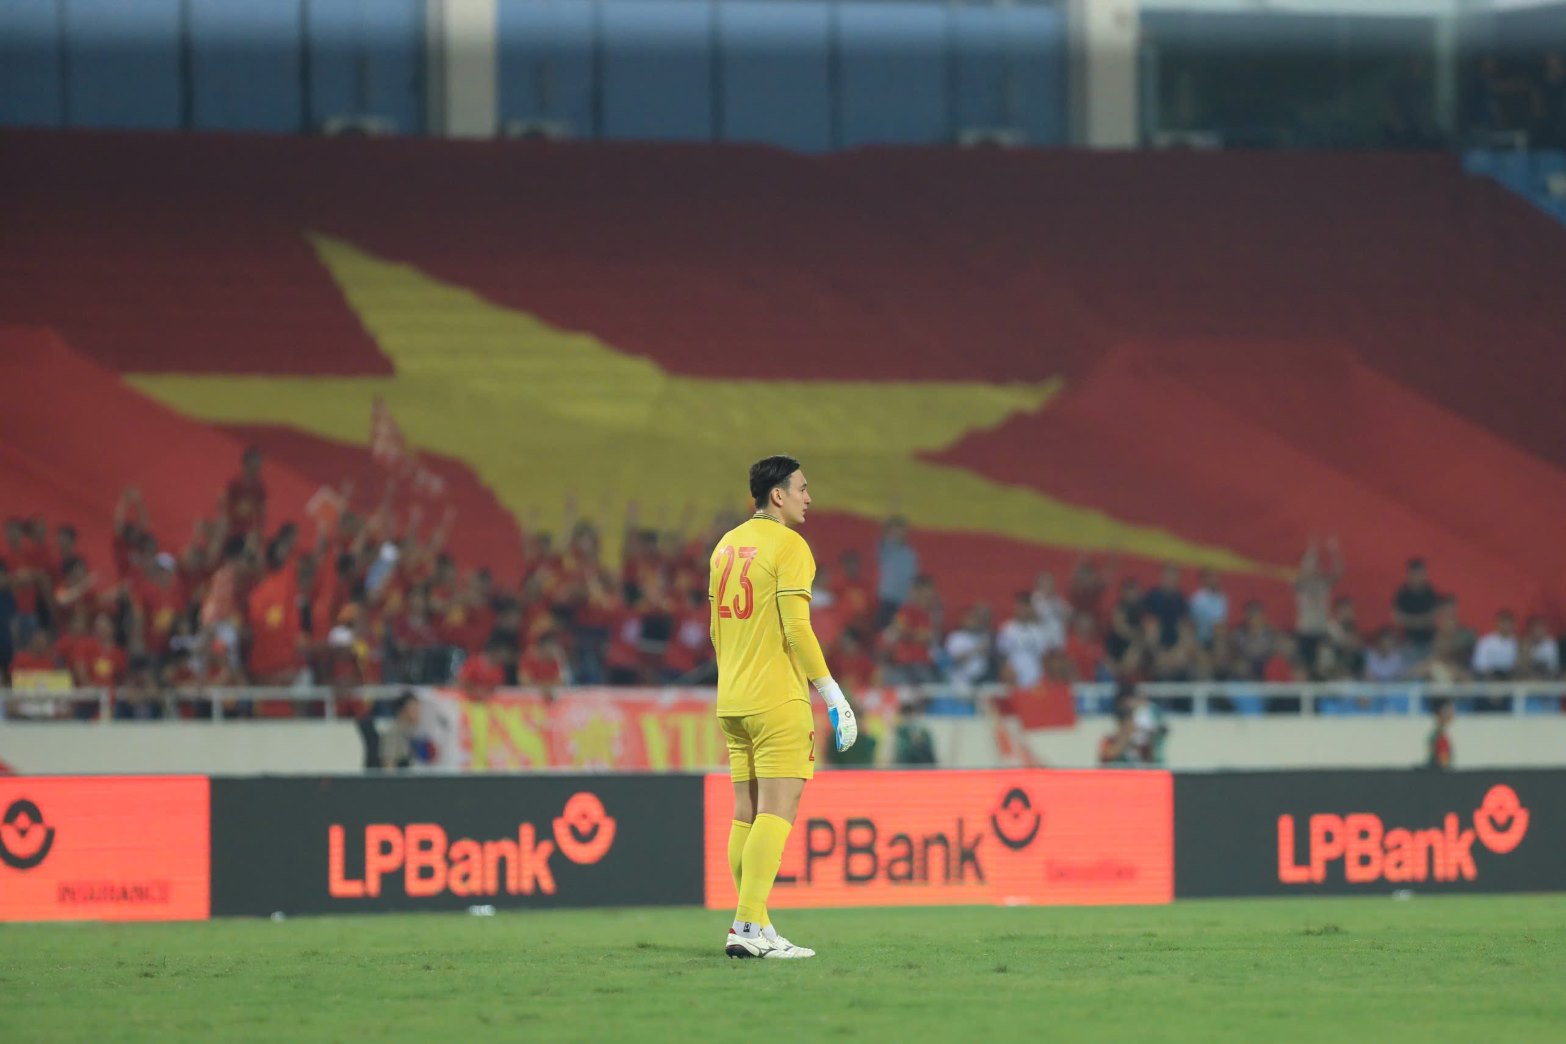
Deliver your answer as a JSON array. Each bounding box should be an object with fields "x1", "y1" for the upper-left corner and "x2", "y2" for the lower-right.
[
  {"x1": 3, "y1": 716, "x2": 1562, "y2": 776},
  {"x1": 931, "y1": 716, "x2": 1566, "y2": 772},
  {"x1": 0, "y1": 723, "x2": 364, "y2": 777}
]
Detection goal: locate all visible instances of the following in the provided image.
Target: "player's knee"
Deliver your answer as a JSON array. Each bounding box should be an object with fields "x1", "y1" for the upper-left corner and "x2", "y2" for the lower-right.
[
  {"x1": 732, "y1": 790, "x2": 757, "y2": 824},
  {"x1": 757, "y1": 778, "x2": 806, "y2": 823}
]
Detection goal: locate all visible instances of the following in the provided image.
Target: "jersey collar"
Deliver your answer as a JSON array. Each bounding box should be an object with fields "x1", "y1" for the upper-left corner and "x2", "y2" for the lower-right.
[{"x1": 751, "y1": 510, "x2": 782, "y2": 524}]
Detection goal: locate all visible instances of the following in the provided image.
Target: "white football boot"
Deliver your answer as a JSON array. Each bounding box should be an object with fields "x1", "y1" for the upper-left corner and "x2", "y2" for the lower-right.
[
  {"x1": 765, "y1": 929, "x2": 816, "y2": 958},
  {"x1": 725, "y1": 931, "x2": 813, "y2": 959}
]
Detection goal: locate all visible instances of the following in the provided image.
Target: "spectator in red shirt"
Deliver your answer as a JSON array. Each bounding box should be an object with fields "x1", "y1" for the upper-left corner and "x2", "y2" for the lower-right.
[
  {"x1": 79, "y1": 613, "x2": 127, "y2": 689},
  {"x1": 570, "y1": 566, "x2": 621, "y2": 684},
  {"x1": 832, "y1": 632, "x2": 879, "y2": 691},
  {"x1": 55, "y1": 606, "x2": 89, "y2": 665},
  {"x1": 53, "y1": 560, "x2": 102, "y2": 634},
  {"x1": 226, "y1": 446, "x2": 268, "y2": 538},
  {"x1": 1063, "y1": 611, "x2": 1107, "y2": 682},
  {"x1": 880, "y1": 576, "x2": 940, "y2": 684},
  {"x1": 1068, "y1": 555, "x2": 1114, "y2": 628},
  {"x1": 133, "y1": 555, "x2": 185, "y2": 658},
  {"x1": 834, "y1": 549, "x2": 876, "y2": 639},
  {"x1": 1426, "y1": 698, "x2": 1455, "y2": 769},
  {"x1": 663, "y1": 587, "x2": 715, "y2": 682},
  {"x1": 519, "y1": 632, "x2": 571, "y2": 685},
  {"x1": 10, "y1": 628, "x2": 58, "y2": 674},
  {"x1": 310, "y1": 552, "x2": 356, "y2": 646},
  {"x1": 246, "y1": 541, "x2": 302, "y2": 686},
  {"x1": 1261, "y1": 634, "x2": 1305, "y2": 682},
  {"x1": 458, "y1": 638, "x2": 506, "y2": 699},
  {"x1": 605, "y1": 599, "x2": 649, "y2": 685},
  {"x1": 434, "y1": 568, "x2": 495, "y2": 655},
  {"x1": 392, "y1": 589, "x2": 447, "y2": 683}
]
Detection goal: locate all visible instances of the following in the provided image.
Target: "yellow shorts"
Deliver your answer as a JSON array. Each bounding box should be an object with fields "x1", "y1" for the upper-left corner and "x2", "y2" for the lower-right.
[{"x1": 719, "y1": 699, "x2": 816, "y2": 782}]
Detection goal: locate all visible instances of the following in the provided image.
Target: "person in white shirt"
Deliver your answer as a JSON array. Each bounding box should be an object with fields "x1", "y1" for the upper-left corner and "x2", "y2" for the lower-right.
[
  {"x1": 943, "y1": 605, "x2": 995, "y2": 687},
  {"x1": 1523, "y1": 615, "x2": 1560, "y2": 678},
  {"x1": 1029, "y1": 572, "x2": 1070, "y2": 653},
  {"x1": 997, "y1": 594, "x2": 1050, "y2": 689},
  {"x1": 1471, "y1": 610, "x2": 1520, "y2": 678},
  {"x1": 1188, "y1": 568, "x2": 1229, "y2": 644}
]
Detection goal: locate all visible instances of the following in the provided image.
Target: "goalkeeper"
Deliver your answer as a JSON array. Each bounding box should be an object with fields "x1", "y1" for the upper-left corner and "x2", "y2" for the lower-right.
[{"x1": 709, "y1": 455, "x2": 857, "y2": 960}]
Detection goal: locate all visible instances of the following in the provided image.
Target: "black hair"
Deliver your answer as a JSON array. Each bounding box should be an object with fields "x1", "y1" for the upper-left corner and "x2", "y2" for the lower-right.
[
  {"x1": 749, "y1": 455, "x2": 801, "y2": 508},
  {"x1": 1407, "y1": 557, "x2": 1426, "y2": 570},
  {"x1": 1431, "y1": 697, "x2": 1453, "y2": 716},
  {"x1": 395, "y1": 690, "x2": 419, "y2": 713}
]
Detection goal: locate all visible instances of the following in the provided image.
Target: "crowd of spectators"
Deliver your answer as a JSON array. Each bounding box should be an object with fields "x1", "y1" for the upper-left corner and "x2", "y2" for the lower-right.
[{"x1": 1, "y1": 454, "x2": 1562, "y2": 719}]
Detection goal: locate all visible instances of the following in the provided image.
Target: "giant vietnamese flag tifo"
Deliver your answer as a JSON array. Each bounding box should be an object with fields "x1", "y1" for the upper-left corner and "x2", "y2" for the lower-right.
[{"x1": 6, "y1": 131, "x2": 1566, "y2": 624}]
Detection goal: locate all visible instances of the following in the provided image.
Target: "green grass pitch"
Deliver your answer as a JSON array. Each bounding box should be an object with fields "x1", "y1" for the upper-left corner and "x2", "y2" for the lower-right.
[{"x1": 3, "y1": 897, "x2": 1562, "y2": 1042}]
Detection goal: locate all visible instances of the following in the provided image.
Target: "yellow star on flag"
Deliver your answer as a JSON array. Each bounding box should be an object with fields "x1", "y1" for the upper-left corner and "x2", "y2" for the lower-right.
[{"x1": 130, "y1": 234, "x2": 1266, "y2": 573}]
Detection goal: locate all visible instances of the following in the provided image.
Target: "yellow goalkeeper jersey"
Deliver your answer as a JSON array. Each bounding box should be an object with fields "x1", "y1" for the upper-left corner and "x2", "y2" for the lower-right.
[{"x1": 709, "y1": 512, "x2": 818, "y2": 716}]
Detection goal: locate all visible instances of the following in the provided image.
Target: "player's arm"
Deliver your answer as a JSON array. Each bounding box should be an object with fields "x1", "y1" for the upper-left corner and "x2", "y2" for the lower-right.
[{"x1": 777, "y1": 593, "x2": 857, "y2": 752}]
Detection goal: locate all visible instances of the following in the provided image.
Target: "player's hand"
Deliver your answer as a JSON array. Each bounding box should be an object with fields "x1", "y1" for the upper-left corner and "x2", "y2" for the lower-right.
[{"x1": 829, "y1": 703, "x2": 858, "y2": 752}]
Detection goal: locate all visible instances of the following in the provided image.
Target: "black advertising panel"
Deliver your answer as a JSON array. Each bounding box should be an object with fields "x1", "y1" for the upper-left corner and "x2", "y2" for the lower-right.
[
  {"x1": 211, "y1": 775, "x2": 704, "y2": 916},
  {"x1": 1175, "y1": 770, "x2": 1566, "y2": 897}
]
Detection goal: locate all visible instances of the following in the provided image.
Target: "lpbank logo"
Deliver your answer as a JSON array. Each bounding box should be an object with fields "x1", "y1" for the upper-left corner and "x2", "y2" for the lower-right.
[
  {"x1": 0, "y1": 798, "x2": 56, "y2": 871},
  {"x1": 1277, "y1": 785, "x2": 1530, "y2": 885},
  {"x1": 990, "y1": 787, "x2": 1042, "y2": 851},
  {"x1": 328, "y1": 792, "x2": 617, "y2": 899},
  {"x1": 777, "y1": 785, "x2": 1044, "y2": 888}
]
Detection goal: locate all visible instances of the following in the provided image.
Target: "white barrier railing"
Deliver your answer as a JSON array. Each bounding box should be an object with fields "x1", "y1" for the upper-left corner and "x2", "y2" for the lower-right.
[{"x1": 2, "y1": 680, "x2": 1562, "y2": 723}]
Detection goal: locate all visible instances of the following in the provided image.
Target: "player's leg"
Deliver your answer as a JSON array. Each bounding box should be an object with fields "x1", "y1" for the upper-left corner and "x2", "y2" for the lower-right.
[
  {"x1": 720, "y1": 718, "x2": 770, "y2": 932},
  {"x1": 728, "y1": 777, "x2": 766, "y2": 928},
  {"x1": 727, "y1": 701, "x2": 815, "y2": 959}
]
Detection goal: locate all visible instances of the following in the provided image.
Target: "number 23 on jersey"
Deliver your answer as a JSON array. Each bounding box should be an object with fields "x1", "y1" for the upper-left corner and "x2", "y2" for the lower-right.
[{"x1": 713, "y1": 545, "x2": 757, "y2": 619}]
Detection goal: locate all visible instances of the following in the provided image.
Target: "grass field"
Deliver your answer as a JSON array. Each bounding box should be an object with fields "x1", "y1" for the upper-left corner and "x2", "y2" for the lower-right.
[{"x1": 3, "y1": 897, "x2": 1563, "y2": 1042}]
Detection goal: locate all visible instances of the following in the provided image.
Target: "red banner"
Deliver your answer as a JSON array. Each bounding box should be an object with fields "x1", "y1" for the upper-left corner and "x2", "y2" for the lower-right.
[
  {"x1": 704, "y1": 769, "x2": 1173, "y2": 909},
  {"x1": 0, "y1": 776, "x2": 210, "y2": 922},
  {"x1": 420, "y1": 687, "x2": 903, "y2": 772}
]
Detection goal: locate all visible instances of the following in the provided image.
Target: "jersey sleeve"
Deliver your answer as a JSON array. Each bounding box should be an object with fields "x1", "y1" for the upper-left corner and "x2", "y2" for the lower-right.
[
  {"x1": 775, "y1": 534, "x2": 816, "y2": 600},
  {"x1": 778, "y1": 590, "x2": 831, "y2": 681}
]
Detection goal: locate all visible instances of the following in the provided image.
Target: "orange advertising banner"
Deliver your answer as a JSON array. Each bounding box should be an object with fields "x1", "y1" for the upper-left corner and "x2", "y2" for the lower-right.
[
  {"x1": 704, "y1": 769, "x2": 1173, "y2": 909},
  {"x1": 0, "y1": 776, "x2": 210, "y2": 922},
  {"x1": 424, "y1": 687, "x2": 902, "y2": 772}
]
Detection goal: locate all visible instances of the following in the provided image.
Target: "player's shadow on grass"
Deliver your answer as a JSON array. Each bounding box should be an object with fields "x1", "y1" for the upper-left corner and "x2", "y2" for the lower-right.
[{"x1": 633, "y1": 940, "x2": 711, "y2": 960}]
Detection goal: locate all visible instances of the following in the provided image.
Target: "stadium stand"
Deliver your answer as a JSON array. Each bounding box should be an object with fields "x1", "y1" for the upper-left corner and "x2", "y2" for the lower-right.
[{"x1": 3, "y1": 131, "x2": 1566, "y2": 711}]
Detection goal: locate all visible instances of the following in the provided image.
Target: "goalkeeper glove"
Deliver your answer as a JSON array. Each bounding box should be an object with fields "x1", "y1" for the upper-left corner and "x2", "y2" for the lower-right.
[{"x1": 813, "y1": 677, "x2": 858, "y2": 752}]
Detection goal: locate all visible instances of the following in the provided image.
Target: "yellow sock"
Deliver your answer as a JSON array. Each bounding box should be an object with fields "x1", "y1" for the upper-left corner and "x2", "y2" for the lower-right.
[
  {"x1": 728, "y1": 820, "x2": 770, "y2": 928},
  {"x1": 735, "y1": 813, "x2": 791, "y2": 928},
  {"x1": 728, "y1": 820, "x2": 750, "y2": 891}
]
